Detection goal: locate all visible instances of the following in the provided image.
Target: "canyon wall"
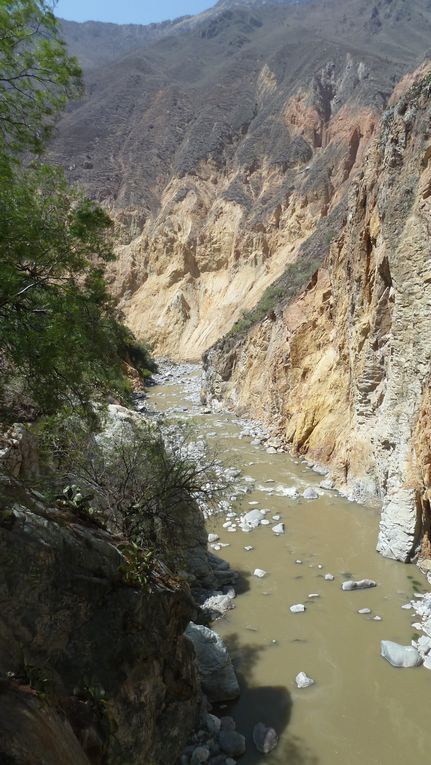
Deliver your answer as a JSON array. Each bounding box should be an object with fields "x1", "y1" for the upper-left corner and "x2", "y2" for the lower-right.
[
  {"x1": 52, "y1": 0, "x2": 431, "y2": 359},
  {"x1": 203, "y1": 66, "x2": 431, "y2": 564},
  {"x1": 51, "y1": 3, "x2": 431, "y2": 564}
]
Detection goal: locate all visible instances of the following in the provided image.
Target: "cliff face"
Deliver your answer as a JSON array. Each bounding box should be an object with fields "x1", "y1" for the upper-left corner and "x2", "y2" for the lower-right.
[
  {"x1": 52, "y1": 0, "x2": 431, "y2": 359},
  {"x1": 203, "y1": 65, "x2": 431, "y2": 563},
  {"x1": 0, "y1": 474, "x2": 199, "y2": 764}
]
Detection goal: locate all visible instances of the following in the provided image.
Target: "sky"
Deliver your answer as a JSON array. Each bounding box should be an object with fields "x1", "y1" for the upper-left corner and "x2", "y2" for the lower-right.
[{"x1": 54, "y1": 0, "x2": 216, "y2": 25}]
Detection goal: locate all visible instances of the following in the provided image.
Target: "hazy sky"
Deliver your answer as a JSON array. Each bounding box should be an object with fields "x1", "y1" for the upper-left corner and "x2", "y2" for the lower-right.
[{"x1": 54, "y1": 1, "x2": 216, "y2": 24}]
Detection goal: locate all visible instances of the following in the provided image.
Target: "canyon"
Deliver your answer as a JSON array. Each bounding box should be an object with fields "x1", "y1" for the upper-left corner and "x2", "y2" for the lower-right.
[{"x1": 52, "y1": 0, "x2": 431, "y2": 567}]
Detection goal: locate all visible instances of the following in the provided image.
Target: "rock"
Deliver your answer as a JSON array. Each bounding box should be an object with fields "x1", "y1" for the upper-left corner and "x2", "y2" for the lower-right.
[
  {"x1": 342, "y1": 579, "x2": 377, "y2": 591},
  {"x1": 416, "y1": 635, "x2": 431, "y2": 657},
  {"x1": 191, "y1": 746, "x2": 210, "y2": 764},
  {"x1": 303, "y1": 487, "x2": 319, "y2": 499},
  {"x1": 373, "y1": 615, "x2": 382, "y2": 621},
  {"x1": 266, "y1": 447, "x2": 277, "y2": 454},
  {"x1": 208, "y1": 533, "x2": 220, "y2": 543},
  {"x1": 295, "y1": 672, "x2": 315, "y2": 688},
  {"x1": 277, "y1": 485, "x2": 298, "y2": 497},
  {"x1": 358, "y1": 608, "x2": 372, "y2": 614},
  {"x1": 380, "y1": 640, "x2": 423, "y2": 668},
  {"x1": 252, "y1": 722, "x2": 278, "y2": 754},
  {"x1": 206, "y1": 714, "x2": 222, "y2": 736},
  {"x1": 185, "y1": 624, "x2": 240, "y2": 701},
  {"x1": 202, "y1": 594, "x2": 235, "y2": 617},
  {"x1": 423, "y1": 655, "x2": 431, "y2": 670},
  {"x1": 324, "y1": 573, "x2": 334, "y2": 581},
  {"x1": 219, "y1": 732, "x2": 246, "y2": 757},
  {"x1": 253, "y1": 568, "x2": 267, "y2": 578},
  {"x1": 295, "y1": 559, "x2": 303, "y2": 564},
  {"x1": 260, "y1": 519, "x2": 270, "y2": 526},
  {"x1": 272, "y1": 523, "x2": 285, "y2": 535},
  {"x1": 308, "y1": 593, "x2": 320, "y2": 598},
  {"x1": 401, "y1": 603, "x2": 412, "y2": 609},
  {"x1": 320, "y1": 478, "x2": 335, "y2": 490},
  {"x1": 220, "y1": 716, "x2": 236, "y2": 731},
  {"x1": 244, "y1": 546, "x2": 254, "y2": 551},
  {"x1": 243, "y1": 508, "x2": 265, "y2": 527},
  {"x1": 224, "y1": 759, "x2": 237, "y2": 765},
  {"x1": 272, "y1": 514, "x2": 281, "y2": 521},
  {"x1": 290, "y1": 603, "x2": 306, "y2": 613}
]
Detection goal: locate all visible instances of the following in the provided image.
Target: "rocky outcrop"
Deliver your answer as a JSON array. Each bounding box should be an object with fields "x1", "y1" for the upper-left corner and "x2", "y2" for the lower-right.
[
  {"x1": 52, "y1": 0, "x2": 431, "y2": 359},
  {"x1": 203, "y1": 65, "x2": 431, "y2": 563},
  {"x1": 0, "y1": 474, "x2": 199, "y2": 764}
]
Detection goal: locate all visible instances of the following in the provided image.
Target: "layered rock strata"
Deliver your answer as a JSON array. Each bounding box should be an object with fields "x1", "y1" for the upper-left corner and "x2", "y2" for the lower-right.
[{"x1": 203, "y1": 65, "x2": 431, "y2": 563}]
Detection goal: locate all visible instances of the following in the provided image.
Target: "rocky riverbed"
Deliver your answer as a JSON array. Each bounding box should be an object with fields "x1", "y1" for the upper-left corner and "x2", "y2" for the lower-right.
[{"x1": 145, "y1": 362, "x2": 431, "y2": 765}]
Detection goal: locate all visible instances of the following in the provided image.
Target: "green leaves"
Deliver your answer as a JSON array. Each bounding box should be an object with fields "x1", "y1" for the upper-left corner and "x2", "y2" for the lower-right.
[
  {"x1": 0, "y1": 0, "x2": 82, "y2": 159},
  {"x1": 0, "y1": 163, "x2": 131, "y2": 420}
]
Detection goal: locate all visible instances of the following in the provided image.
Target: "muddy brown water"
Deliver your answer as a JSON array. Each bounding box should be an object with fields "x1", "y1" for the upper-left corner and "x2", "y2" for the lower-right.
[{"x1": 148, "y1": 369, "x2": 430, "y2": 765}]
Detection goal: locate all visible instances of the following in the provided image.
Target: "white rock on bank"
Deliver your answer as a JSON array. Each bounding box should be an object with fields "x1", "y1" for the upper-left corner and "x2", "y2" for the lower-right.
[
  {"x1": 324, "y1": 573, "x2": 335, "y2": 581},
  {"x1": 290, "y1": 604, "x2": 306, "y2": 613},
  {"x1": 208, "y1": 533, "x2": 219, "y2": 543},
  {"x1": 295, "y1": 672, "x2": 315, "y2": 688},
  {"x1": 185, "y1": 623, "x2": 240, "y2": 701},
  {"x1": 380, "y1": 640, "x2": 423, "y2": 668},
  {"x1": 253, "y1": 568, "x2": 267, "y2": 578}
]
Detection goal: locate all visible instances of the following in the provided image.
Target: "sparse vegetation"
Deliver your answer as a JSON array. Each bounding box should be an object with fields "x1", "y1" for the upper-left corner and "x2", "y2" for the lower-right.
[{"x1": 226, "y1": 208, "x2": 342, "y2": 341}]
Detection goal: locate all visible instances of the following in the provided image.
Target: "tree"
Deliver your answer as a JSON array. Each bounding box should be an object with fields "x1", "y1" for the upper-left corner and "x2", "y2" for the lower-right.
[
  {"x1": 0, "y1": 163, "x2": 131, "y2": 419},
  {"x1": 0, "y1": 0, "x2": 81, "y2": 160},
  {"x1": 0, "y1": 2, "x2": 151, "y2": 420}
]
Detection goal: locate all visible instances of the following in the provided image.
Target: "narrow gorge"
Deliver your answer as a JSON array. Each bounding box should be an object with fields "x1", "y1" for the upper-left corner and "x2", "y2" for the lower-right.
[{"x1": 2, "y1": 0, "x2": 431, "y2": 764}]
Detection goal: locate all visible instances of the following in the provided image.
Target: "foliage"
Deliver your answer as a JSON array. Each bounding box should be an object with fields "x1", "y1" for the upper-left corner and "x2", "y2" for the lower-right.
[
  {"x1": 0, "y1": 2, "x2": 155, "y2": 422},
  {"x1": 0, "y1": 163, "x2": 134, "y2": 420},
  {"x1": 116, "y1": 325, "x2": 158, "y2": 378},
  {"x1": 0, "y1": 0, "x2": 81, "y2": 160},
  {"x1": 225, "y1": 206, "x2": 344, "y2": 341},
  {"x1": 38, "y1": 413, "x2": 225, "y2": 567},
  {"x1": 55, "y1": 484, "x2": 106, "y2": 527},
  {"x1": 117, "y1": 541, "x2": 155, "y2": 590}
]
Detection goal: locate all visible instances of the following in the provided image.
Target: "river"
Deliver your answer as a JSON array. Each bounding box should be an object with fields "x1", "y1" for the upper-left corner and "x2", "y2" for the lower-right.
[{"x1": 147, "y1": 364, "x2": 430, "y2": 765}]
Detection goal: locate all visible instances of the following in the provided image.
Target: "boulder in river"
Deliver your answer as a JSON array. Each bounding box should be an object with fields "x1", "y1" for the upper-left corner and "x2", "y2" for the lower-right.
[
  {"x1": 243, "y1": 508, "x2": 265, "y2": 527},
  {"x1": 380, "y1": 640, "x2": 423, "y2": 668},
  {"x1": 342, "y1": 579, "x2": 377, "y2": 591},
  {"x1": 303, "y1": 487, "x2": 319, "y2": 499},
  {"x1": 295, "y1": 672, "x2": 315, "y2": 688},
  {"x1": 185, "y1": 623, "x2": 240, "y2": 701},
  {"x1": 272, "y1": 523, "x2": 285, "y2": 535},
  {"x1": 252, "y1": 722, "x2": 279, "y2": 753},
  {"x1": 290, "y1": 603, "x2": 306, "y2": 613}
]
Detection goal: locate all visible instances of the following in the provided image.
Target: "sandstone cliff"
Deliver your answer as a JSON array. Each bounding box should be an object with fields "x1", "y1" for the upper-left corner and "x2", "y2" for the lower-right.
[
  {"x1": 203, "y1": 64, "x2": 431, "y2": 564},
  {"x1": 52, "y1": 0, "x2": 431, "y2": 358}
]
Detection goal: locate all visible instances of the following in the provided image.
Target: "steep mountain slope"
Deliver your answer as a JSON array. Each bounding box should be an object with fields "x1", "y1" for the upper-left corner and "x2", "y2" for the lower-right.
[
  {"x1": 51, "y1": 0, "x2": 431, "y2": 357},
  {"x1": 203, "y1": 63, "x2": 431, "y2": 564}
]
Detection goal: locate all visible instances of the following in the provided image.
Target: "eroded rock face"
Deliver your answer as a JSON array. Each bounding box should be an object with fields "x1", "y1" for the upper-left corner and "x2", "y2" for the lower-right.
[
  {"x1": 0, "y1": 475, "x2": 199, "y2": 764},
  {"x1": 51, "y1": 1, "x2": 431, "y2": 360},
  {"x1": 203, "y1": 65, "x2": 431, "y2": 563}
]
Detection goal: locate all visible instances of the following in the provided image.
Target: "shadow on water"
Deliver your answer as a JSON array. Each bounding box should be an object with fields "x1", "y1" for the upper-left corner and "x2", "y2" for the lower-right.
[{"x1": 216, "y1": 633, "x2": 319, "y2": 765}]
